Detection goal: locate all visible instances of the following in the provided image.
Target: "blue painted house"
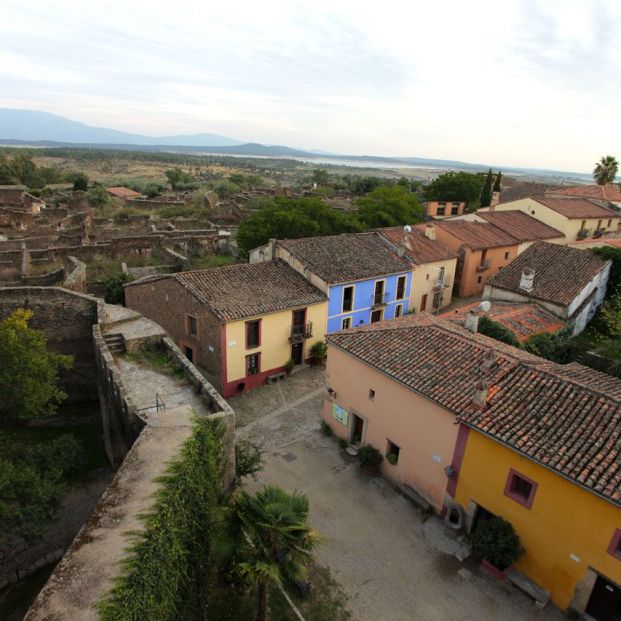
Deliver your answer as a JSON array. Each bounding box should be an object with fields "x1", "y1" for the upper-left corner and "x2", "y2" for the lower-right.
[{"x1": 250, "y1": 233, "x2": 413, "y2": 333}]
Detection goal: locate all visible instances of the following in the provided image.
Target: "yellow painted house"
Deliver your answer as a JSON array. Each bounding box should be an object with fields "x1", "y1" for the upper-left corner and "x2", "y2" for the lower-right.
[
  {"x1": 450, "y1": 364, "x2": 621, "y2": 617},
  {"x1": 125, "y1": 260, "x2": 328, "y2": 397},
  {"x1": 482, "y1": 196, "x2": 621, "y2": 242}
]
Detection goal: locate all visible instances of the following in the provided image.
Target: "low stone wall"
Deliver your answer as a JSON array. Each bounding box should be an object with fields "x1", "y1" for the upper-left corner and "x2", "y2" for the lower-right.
[{"x1": 62, "y1": 256, "x2": 87, "y2": 293}]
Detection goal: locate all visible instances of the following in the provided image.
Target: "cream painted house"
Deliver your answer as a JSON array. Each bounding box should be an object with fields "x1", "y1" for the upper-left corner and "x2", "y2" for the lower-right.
[{"x1": 481, "y1": 196, "x2": 621, "y2": 242}]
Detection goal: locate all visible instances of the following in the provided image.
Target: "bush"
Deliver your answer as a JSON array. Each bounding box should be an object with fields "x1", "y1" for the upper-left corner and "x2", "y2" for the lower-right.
[
  {"x1": 72, "y1": 172, "x2": 89, "y2": 191},
  {"x1": 320, "y1": 420, "x2": 333, "y2": 436},
  {"x1": 235, "y1": 439, "x2": 264, "y2": 483},
  {"x1": 103, "y1": 273, "x2": 134, "y2": 305},
  {"x1": 358, "y1": 445, "x2": 383, "y2": 470},
  {"x1": 523, "y1": 327, "x2": 573, "y2": 362},
  {"x1": 470, "y1": 516, "x2": 524, "y2": 569},
  {"x1": 310, "y1": 341, "x2": 327, "y2": 364},
  {"x1": 478, "y1": 316, "x2": 521, "y2": 348}
]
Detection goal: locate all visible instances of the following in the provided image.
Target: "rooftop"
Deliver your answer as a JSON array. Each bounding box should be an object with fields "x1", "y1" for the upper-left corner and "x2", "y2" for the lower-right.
[
  {"x1": 131, "y1": 260, "x2": 327, "y2": 322},
  {"x1": 533, "y1": 196, "x2": 619, "y2": 219},
  {"x1": 279, "y1": 232, "x2": 411, "y2": 284},
  {"x1": 477, "y1": 210, "x2": 564, "y2": 242},
  {"x1": 107, "y1": 186, "x2": 142, "y2": 198},
  {"x1": 547, "y1": 184, "x2": 621, "y2": 202},
  {"x1": 440, "y1": 301, "x2": 566, "y2": 342},
  {"x1": 376, "y1": 226, "x2": 458, "y2": 264},
  {"x1": 486, "y1": 241, "x2": 609, "y2": 306},
  {"x1": 328, "y1": 313, "x2": 621, "y2": 505},
  {"x1": 435, "y1": 220, "x2": 518, "y2": 250}
]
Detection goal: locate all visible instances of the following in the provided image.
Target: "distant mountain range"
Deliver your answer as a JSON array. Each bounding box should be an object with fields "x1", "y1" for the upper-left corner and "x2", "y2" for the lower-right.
[{"x1": 0, "y1": 108, "x2": 591, "y2": 182}]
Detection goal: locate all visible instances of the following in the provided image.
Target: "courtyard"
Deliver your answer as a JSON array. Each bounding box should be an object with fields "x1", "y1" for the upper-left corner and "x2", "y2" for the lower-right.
[{"x1": 229, "y1": 368, "x2": 566, "y2": 621}]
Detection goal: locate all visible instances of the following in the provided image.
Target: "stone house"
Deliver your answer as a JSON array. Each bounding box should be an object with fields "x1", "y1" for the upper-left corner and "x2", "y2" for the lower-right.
[
  {"x1": 125, "y1": 260, "x2": 328, "y2": 397},
  {"x1": 483, "y1": 241, "x2": 611, "y2": 335}
]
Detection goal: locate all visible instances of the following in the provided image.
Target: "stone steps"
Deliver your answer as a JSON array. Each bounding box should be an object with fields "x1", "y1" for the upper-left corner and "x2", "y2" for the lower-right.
[{"x1": 103, "y1": 333, "x2": 125, "y2": 354}]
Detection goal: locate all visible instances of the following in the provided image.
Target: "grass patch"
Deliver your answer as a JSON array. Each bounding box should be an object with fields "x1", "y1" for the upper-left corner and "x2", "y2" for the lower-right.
[
  {"x1": 187, "y1": 254, "x2": 240, "y2": 270},
  {"x1": 125, "y1": 346, "x2": 185, "y2": 378},
  {"x1": 205, "y1": 561, "x2": 351, "y2": 621}
]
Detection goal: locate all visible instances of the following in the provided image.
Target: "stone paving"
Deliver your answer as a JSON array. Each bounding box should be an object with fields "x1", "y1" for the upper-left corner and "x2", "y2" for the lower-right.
[{"x1": 236, "y1": 372, "x2": 566, "y2": 621}]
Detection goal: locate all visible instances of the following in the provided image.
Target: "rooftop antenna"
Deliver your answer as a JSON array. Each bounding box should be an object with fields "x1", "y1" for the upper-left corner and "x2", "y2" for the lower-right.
[{"x1": 403, "y1": 224, "x2": 412, "y2": 233}]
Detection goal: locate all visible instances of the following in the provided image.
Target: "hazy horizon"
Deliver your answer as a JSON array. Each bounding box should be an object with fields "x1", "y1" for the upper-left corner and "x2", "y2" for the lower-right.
[{"x1": 1, "y1": 0, "x2": 620, "y2": 174}]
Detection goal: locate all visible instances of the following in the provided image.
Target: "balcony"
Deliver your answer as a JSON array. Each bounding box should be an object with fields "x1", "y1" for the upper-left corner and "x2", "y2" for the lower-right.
[
  {"x1": 289, "y1": 322, "x2": 313, "y2": 343},
  {"x1": 476, "y1": 259, "x2": 491, "y2": 272},
  {"x1": 371, "y1": 292, "x2": 389, "y2": 308},
  {"x1": 577, "y1": 228, "x2": 591, "y2": 239},
  {"x1": 432, "y1": 278, "x2": 450, "y2": 292}
]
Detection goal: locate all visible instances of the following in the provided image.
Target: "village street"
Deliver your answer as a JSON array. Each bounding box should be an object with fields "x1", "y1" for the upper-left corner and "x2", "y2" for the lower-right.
[{"x1": 228, "y1": 368, "x2": 566, "y2": 621}]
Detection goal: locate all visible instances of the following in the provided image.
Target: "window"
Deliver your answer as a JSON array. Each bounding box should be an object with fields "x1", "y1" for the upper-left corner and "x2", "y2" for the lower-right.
[
  {"x1": 368, "y1": 389, "x2": 375, "y2": 400},
  {"x1": 395, "y1": 303, "x2": 403, "y2": 318},
  {"x1": 341, "y1": 316, "x2": 352, "y2": 330},
  {"x1": 396, "y1": 275, "x2": 407, "y2": 300},
  {"x1": 342, "y1": 286, "x2": 354, "y2": 312},
  {"x1": 450, "y1": 204, "x2": 459, "y2": 215},
  {"x1": 436, "y1": 206, "x2": 446, "y2": 216},
  {"x1": 477, "y1": 275, "x2": 482, "y2": 284},
  {"x1": 504, "y1": 469, "x2": 537, "y2": 509},
  {"x1": 246, "y1": 353, "x2": 260, "y2": 376},
  {"x1": 370, "y1": 309, "x2": 383, "y2": 323},
  {"x1": 187, "y1": 315, "x2": 197, "y2": 336},
  {"x1": 246, "y1": 319, "x2": 261, "y2": 349},
  {"x1": 607, "y1": 529, "x2": 621, "y2": 560},
  {"x1": 426, "y1": 273, "x2": 430, "y2": 280},
  {"x1": 373, "y1": 280, "x2": 385, "y2": 305},
  {"x1": 386, "y1": 440, "x2": 400, "y2": 465},
  {"x1": 504, "y1": 252, "x2": 509, "y2": 260},
  {"x1": 432, "y1": 292, "x2": 442, "y2": 308},
  {"x1": 184, "y1": 346, "x2": 194, "y2": 362},
  {"x1": 608, "y1": 219, "x2": 612, "y2": 228}
]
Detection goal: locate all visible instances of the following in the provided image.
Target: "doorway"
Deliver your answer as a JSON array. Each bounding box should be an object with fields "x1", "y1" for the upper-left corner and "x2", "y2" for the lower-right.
[
  {"x1": 586, "y1": 574, "x2": 621, "y2": 621},
  {"x1": 291, "y1": 342, "x2": 304, "y2": 365},
  {"x1": 350, "y1": 413, "x2": 365, "y2": 445},
  {"x1": 184, "y1": 346, "x2": 194, "y2": 362}
]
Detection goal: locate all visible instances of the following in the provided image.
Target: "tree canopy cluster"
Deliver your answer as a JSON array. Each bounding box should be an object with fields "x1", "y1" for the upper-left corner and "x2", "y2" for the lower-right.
[{"x1": 0, "y1": 154, "x2": 65, "y2": 189}]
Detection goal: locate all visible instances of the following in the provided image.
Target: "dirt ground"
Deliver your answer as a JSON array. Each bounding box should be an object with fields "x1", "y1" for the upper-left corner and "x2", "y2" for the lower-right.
[{"x1": 235, "y1": 368, "x2": 566, "y2": 621}]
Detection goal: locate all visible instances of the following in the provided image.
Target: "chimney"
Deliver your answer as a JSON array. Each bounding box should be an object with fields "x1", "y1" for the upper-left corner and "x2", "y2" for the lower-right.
[
  {"x1": 519, "y1": 267, "x2": 535, "y2": 293},
  {"x1": 482, "y1": 349, "x2": 496, "y2": 369},
  {"x1": 490, "y1": 191, "x2": 500, "y2": 210},
  {"x1": 403, "y1": 234, "x2": 413, "y2": 251},
  {"x1": 269, "y1": 238, "x2": 278, "y2": 260},
  {"x1": 472, "y1": 380, "x2": 488, "y2": 411},
  {"x1": 424, "y1": 223, "x2": 436, "y2": 241},
  {"x1": 464, "y1": 311, "x2": 479, "y2": 333}
]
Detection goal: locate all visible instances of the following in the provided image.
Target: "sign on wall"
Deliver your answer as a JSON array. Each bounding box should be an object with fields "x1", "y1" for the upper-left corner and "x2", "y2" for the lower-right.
[{"x1": 332, "y1": 403, "x2": 349, "y2": 426}]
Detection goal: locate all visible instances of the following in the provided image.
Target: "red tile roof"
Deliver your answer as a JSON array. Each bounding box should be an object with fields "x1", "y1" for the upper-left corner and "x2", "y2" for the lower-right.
[
  {"x1": 328, "y1": 313, "x2": 621, "y2": 505},
  {"x1": 128, "y1": 260, "x2": 327, "y2": 322},
  {"x1": 477, "y1": 210, "x2": 564, "y2": 242},
  {"x1": 534, "y1": 196, "x2": 619, "y2": 219},
  {"x1": 440, "y1": 301, "x2": 566, "y2": 342},
  {"x1": 279, "y1": 233, "x2": 411, "y2": 284},
  {"x1": 376, "y1": 226, "x2": 458, "y2": 264},
  {"x1": 436, "y1": 220, "x2": 518, "y2": 250},
  {"x1": 107, "y1": 186, "x2": 142, "y2": 198},
  {"x1": 486, "y1": 241, "x2": 609, "y2": 307},
  {"x1": 548, "y1": 184, "x2": 621, "y2": 202}
]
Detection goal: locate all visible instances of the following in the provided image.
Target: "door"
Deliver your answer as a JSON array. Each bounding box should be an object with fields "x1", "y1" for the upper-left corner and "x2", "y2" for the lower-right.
[
  {"x1": 586, "y1": 574, "x2": 621, "y2": 621},
  {"x1": 184, "y1": 346, "x2": 194, "y2": 362},
  {"x1": 421, "y1": 294, "x2": 428, "y2": 312},
  {"x1": 291, "y1": 342, "x2": 304, "y2": 365},
  {"x1": 350, "y1": 413, "x2": 364, "y2": 445}
]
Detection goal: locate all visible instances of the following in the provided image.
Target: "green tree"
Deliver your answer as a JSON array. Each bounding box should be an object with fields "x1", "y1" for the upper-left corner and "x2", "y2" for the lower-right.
[
  {"x1": 311, "y1": 168, "x2": 330, "y2": 186},
  {"x1": 492, "y1": 170, "x2": 502, "y2": 193},
  {"x1": 356, "y1": 185, "x2": 423, "y2": 229},
  {"x1": 423, "y1": 171, "x2": 485, "y2": 210},
  {"x1": 87, "y1": 183, "x2": 110, "y2": 208},
  {"x1": 478, "y1": 316, "x2": 521, "y2": 348},
  {"x1": 73, "y1": 172, "x2": 89, "y2": 191},
  {"x1": 523, "y1": 327, "x2": 572, "y2": 363},
  {"x1": 480, "y1": 168, "x2": 494, "y2": 208},
  {"x1": 165, "y1": 167, "x2": 195, "y2": 190},
  {"x1": 593, "y1": 155, "x2": 619, "y2": 185},
  {"x1": 103, "y1": 273, "x2": 134, "y2": 305},
  {"x1": 237, "y1": 197, "x2": 361, "y2": 257},
  {"x1": 218, "y1": 486, "x2": 319, "y2": 621},
  {"x1": 596, "y1": 289, "x2": 621, "y2": 339},
  {"x1": 0, "y1": 309, "x2": 73, "y2": 420},
  {"x1": 592, "y1": 246, "x2": 621, "y2": 295}
]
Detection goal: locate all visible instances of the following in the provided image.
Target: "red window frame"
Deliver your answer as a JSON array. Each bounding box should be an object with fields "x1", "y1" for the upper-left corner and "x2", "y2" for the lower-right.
[
  {"x1": 607, "y1": 529, "x2": 621, "y2": 560},
  {"x1": 503, "y1": 468, "x2": 538, "y2": 509},
  {"x1": 245, "y1": 319, "x2": 261, "y2": 350}
]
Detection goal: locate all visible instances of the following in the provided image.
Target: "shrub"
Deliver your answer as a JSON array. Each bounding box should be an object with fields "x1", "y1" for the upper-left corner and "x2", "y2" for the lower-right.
[
  {"x1": 310, "y1": 341, "x2": 327, "y2": 364},
  {"x1": 284, "y1": 358, "x2": 295, "y2": 372},
  {"x1": 320, "y1": 420, "x2": 333, "y2": 436},
  {"x1": 478, "y1": 316, "x2": 521, "y2": 348},
  {"x1": 470, "y1": 516, "x2": 524, "y2": 569},
  {"x1": 386, "y1": 453, "x2": 398, "y2": 466},
  {"x1": 357, "y1": 445, "x2": 383, "y2": 470},
  {"x1": 235, "y1": 439, "x2": 264, "y2": 483},
  {"x1": 523, "y1": 327, "x2": 573, "y2": 362},
  {"x1": 103, "y1": 273, "x2": 134, "y2": 305}
]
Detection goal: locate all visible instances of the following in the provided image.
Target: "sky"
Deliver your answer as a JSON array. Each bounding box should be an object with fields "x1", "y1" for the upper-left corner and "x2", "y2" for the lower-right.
[{"x1": 1, "y1": 0, "x2": 620, "y2": 172}]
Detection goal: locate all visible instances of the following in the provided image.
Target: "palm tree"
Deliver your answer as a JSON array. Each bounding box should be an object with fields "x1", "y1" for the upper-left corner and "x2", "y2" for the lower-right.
[
  {"x1": 218, "y1": 485, "x2": 319, "y2": 621},
  {"x1": 593, "y1": 155, "x2": 619, "y2": 185}
]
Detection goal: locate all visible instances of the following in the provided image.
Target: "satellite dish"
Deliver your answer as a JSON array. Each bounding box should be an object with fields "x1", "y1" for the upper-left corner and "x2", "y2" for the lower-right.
[
  {"x1": 403, "y1": 224, "x2": 412, "y2": 233},
  {"x1": 480, "y1": 300, "x2": 491, "y2": 312}
]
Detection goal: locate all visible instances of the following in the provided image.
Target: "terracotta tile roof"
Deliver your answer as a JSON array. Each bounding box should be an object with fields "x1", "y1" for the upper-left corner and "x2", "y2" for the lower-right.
[
  {"x1": 107, "y1": 186, "x2": 142, "y2": 198},
  {"x1": 440, "y1": 301, "x2": 566, "y2": 342},
  {"x1": 477, "y1": 210, "x2": 564, "y2": 242},
  {"x1": 278, "y1": 233, "x2": 411, "y2": 284},
  {"x1": 435, "y1": 220, "x2": 518, "y2": 250},
  {"x1": 486, "y1": 241, "x2": 609, "y2": 307},
  {"x1": 534, "y1": 196, "x2": 619, "y2": 219},
  {"x1": 375, "y1": 226, "x2": 458, "y2": 264},
  {"x1": 499, "y1": 181, "x2": 556, "y2": 203},
  {"x1": 328, "y1": 313, "x2": 621, "y2": 505},
  {"x1": 160, "y1": 260, "x2": 326, "y2": 322},
  {"x1": 548, "y1": 184, "x2": 621, "y2": 202}
]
